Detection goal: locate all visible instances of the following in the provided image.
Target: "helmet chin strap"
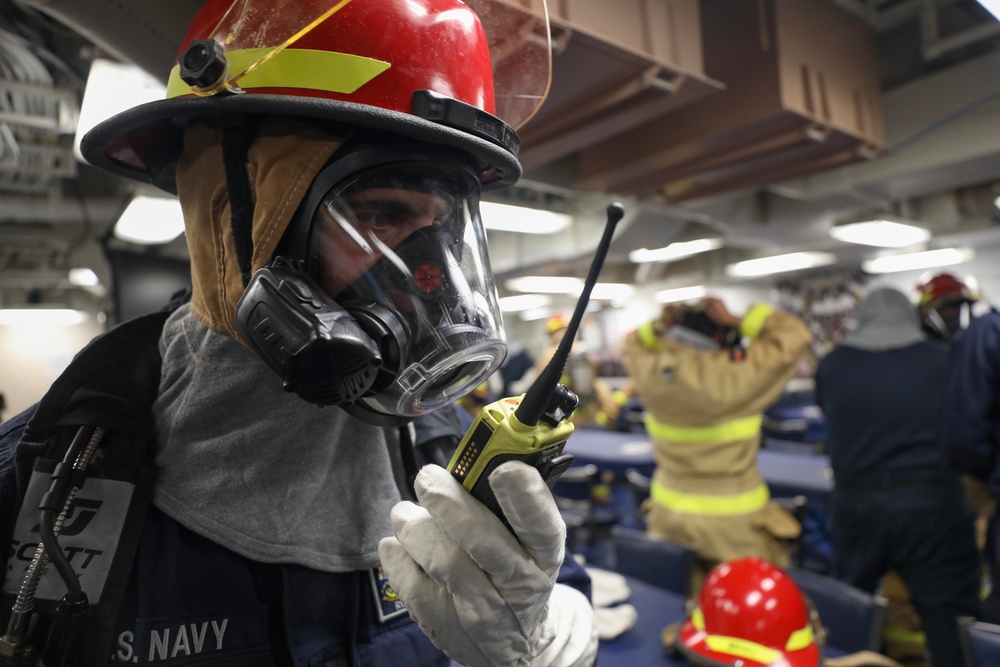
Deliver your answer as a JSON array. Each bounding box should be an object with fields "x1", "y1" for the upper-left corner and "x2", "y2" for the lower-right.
[
  {"x1": 221, "y1": 120, "x2": 257, "y2": 288},
  {"x1": 925, "y1": 308, "x2": 951, "y2": 340}
]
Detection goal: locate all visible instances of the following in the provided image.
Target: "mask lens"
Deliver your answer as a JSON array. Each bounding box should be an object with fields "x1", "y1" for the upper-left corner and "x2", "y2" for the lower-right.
[{"x1": 308, "y1": 161, "x2": 506, "y2": 417}]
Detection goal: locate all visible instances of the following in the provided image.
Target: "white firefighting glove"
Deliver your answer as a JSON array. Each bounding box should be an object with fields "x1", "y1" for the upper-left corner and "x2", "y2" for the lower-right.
[{"x1": 378, "y1": 462, "x2": 599, "y2": 667}]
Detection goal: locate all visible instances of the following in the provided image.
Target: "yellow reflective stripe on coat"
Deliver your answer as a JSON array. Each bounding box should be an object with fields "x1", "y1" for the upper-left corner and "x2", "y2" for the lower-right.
[
  {"x1": 740, "y1": 303, "x2": 774, "y2": 341},
  {"x1": 644, "y1": 413, "x2": 763, "y2": 444},
  {"x1": 167, "y1": 48, "x2": 391, "y2": 98},
  {"x1": 651, "y1": 481, "x2": 769, "y2": 515},
  {"x1": 636, "y1": 321, "x2": 661, "y2": 351}
]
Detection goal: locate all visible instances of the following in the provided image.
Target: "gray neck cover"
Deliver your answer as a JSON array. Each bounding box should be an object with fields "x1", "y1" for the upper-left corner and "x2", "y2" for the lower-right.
[
  {"x1": 841, "y1": 287, "x2": 925, "y2": 352},
  {"x1": 152, "y1": 305, "x2": 404, "y2": 572}
]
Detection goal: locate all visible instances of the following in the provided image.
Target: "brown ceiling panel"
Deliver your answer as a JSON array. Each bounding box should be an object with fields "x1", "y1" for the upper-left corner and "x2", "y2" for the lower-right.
[
  {"x1": 660, "y1": 133, "x2": 867, "y2": 203},
  {"x1": 569, "y1": 0, "x2": 886, "y2": 200},
  {"x1": 517, "y1": 0, "x2": 725, "y2": 169}
]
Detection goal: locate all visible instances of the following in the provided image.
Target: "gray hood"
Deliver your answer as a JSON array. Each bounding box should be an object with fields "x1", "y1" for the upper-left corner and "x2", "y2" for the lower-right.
[
  {"x1": 152, "y1": 305, "x2": 405, "y2": 572},
  {"x1": 842, "y1": 287, "x2": 925, "y2": 351}
]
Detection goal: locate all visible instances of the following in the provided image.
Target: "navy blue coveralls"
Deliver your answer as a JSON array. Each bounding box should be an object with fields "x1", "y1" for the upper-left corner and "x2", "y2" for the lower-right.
[
  {"x1": 0, "y1": 310, "x2": 591, "y2": 666},
  {"x1": 815, "y1": 339, "x2": 980, "y2": 667},
  {"x1": 945, "y1": 309, "x2": 1000, "y2": 624}
]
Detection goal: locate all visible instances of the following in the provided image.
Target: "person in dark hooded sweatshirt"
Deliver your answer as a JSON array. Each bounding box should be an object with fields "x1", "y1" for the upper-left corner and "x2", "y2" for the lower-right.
[{"x1": 815, "y1": 286, "x2": 980, "y2": 667}]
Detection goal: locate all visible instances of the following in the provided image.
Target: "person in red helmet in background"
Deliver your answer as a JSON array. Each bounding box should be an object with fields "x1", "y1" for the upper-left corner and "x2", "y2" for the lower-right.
[
  {"x1": 916, "y1": 272, "x2": 979, "y2": 342},
  {"x1": 943, "y1": 280, "x2": 1000, "y2": 626},
  {"x1": 0, "y1": 1, "x2": 598, "y2": 665}
]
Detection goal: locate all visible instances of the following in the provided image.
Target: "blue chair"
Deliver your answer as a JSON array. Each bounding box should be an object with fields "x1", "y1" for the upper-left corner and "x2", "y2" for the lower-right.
[
  {"x1": 610, "y1": 525, "x2": 696, "y2": 597},
  {"x1": 958, "y1": 616, "x2": 1000, "y2": 667},
  {"x1": 786, "y1": 567, "x2": 888, "y2": 653},
  {"x1": 618, "y1": 467, "x2": 652, "y2": 530}
]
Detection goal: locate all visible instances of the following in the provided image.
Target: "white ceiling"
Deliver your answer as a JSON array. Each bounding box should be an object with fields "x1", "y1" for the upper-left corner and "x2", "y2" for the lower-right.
[{"x1": 1, "y1": 0, "x2": 999, "y2": 322}]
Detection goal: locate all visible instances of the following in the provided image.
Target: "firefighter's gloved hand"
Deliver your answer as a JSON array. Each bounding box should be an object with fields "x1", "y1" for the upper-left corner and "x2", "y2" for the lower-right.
[{"x1": 378, "y1": 462, "x2": 598, "y2": 667}]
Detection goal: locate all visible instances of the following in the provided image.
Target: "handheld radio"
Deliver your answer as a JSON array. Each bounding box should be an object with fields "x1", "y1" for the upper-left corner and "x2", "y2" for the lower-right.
[{"x1": 446, "y1": 202, "x2": 625, "y2": 528}]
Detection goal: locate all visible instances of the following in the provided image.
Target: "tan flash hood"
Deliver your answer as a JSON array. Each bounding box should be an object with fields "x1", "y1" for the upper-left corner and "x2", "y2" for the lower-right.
[{"x1": 176, "y1": 117, "x2": 344, "y2": 343}]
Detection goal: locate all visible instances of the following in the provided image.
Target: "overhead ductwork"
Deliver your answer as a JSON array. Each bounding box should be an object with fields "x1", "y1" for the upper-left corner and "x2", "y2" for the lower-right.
[
  {"x1": 570, "y1": 0, "x2": 886, "y2": 202},
  {"x1": 0, "y1": 22, "x2": 80, "y2": 194},
  {"x1": 19, "y1": 0, "x2": 201, "y2": 85}
]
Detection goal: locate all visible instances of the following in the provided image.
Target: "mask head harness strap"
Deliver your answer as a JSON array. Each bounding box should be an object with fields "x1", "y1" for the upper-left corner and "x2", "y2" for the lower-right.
[
  {"x1": 278, "y1": 130, "x2": 486, "y2": 265},
  {"x1": 218, "y1": 117, "x2": 256, "y2": 288}
]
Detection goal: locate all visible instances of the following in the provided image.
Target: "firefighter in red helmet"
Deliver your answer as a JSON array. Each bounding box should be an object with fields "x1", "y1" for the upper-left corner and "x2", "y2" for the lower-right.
[
  {"x1": 916, "y1": 272, "x2": 978, "y2": 342},
  {"x1": 0, "y1": 2, "x2": 598, "y2": 665}
]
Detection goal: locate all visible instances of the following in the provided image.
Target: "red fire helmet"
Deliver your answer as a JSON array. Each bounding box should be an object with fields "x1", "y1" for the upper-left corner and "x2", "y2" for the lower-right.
[
  {"x1": 916, "y1": 272, "x2": 977, "y2": 311},
  {"x1": 80, "y1": 0, "x2": 552, "y2": 193},
  {"x1": 677, "y1": 557, "x2": 822, "y2": 667},
  {"x1": 546, "y1": 313, "x2": 569, "y2": 336}
]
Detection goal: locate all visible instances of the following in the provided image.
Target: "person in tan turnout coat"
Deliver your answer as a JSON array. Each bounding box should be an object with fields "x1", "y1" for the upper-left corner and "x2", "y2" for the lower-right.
[{"x1": 622, "y1": 297, "x2": 813, "y2": 594}]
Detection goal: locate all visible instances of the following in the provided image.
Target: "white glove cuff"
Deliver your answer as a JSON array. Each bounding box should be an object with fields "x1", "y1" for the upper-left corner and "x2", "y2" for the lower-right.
[{"x1": 530, "y1": 584, "x2": 599, "y2": 667}]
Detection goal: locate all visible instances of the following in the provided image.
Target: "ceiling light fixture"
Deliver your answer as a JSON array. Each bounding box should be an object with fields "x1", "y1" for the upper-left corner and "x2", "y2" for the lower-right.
[
  {"x1": 975, "y1": 0, "x2": 1000, "y2": 21},
  {"x1": 725, "y1": 252, "x2": 836, "y2": 278},
  {"x1": 655, "y1": 285, "x2": 707, "y2": 303},
  {"x1": 828, "y1": 219, "x2": 930, "y2": 248},
  {"x1": 114, "y1": 196, "x2": 185, "y2": 245},
  {"x1": 861, "y1": 247, "x2": 973, "y2": 274},
  {"x1": 589, "y1": 283, "x2": 633, "y2": 300},
  {"x1": 505, "y1": 276, "x2": 584, "y2": 293},
  {"x1": 499, "y1": 294, "x2": 551, "y2": 312},
  {"x1": 519, "y1": 307, "x2": 553, "y2": 322},
  {"x1": 0, "y1": 308, "x2": 87, "y2": 326},
  {"x1": 504, "y1": 276, "x2": 631, "y2": 299},
  {"x1": 68, "y1": 268, "x2": 99, "y2": 287},
  {"x1": 479, "y1": 202, "x2": 572, "y2": 234},
  {"x1": 74, "y1": 59, "x2": 166, "y2": 162},
  {"x1": 628, "y1": 238, "x2": 722, "y2": 264}
]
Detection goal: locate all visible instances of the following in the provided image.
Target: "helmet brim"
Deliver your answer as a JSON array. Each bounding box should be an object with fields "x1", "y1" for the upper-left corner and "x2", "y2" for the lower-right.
[
  {"x1": 79, "y1": 93, "x2": 521, "y2": 194},
  {"x1": 676, "y1": 619, "x2": 822, "y2": 667}
]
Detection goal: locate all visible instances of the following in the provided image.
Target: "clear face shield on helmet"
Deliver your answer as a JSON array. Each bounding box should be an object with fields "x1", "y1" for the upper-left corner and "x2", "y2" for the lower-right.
[
  {"x1": 178, "y1": 0, "x2": 552, "y2": 133},
  {"x1": 308, "y1": 160, "x2": 506, "y2": 419}
]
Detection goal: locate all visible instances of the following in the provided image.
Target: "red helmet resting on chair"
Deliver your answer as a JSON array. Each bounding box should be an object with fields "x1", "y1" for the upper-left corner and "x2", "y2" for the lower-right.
[{"x1": 675, "y1": 557, "x2": 824, "y2": 667}]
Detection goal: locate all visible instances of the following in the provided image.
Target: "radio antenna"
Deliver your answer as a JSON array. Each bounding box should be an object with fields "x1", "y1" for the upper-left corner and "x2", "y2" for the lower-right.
[{"x1": 515, "y1": 202, "x2": 624, "y2": 427}]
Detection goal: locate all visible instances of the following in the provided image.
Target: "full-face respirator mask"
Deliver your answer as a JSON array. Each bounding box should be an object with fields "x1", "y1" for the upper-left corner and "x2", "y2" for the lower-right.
[{"x1": 236, "y1": 138, "x2": 507, "y2": 425}]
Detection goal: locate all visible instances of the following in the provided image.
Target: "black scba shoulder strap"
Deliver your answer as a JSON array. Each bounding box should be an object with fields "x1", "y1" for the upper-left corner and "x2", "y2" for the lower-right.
[{"x1": 1, "y1": 303, "x2": 179, "y2": 666}]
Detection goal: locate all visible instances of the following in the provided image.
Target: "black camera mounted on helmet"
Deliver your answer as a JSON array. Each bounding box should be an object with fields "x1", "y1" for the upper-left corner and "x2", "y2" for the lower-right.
[{"x1": 673, "y1": 306, "x2": 744, "y2": 355}]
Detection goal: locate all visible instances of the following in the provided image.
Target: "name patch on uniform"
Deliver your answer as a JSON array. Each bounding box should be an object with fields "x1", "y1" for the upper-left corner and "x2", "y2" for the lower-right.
[
  {"x1": 110, "y1": 607, "x2": 269, "y2": 664},
  {"x1": 369, "y1": 567, "x2": 408, "y2": 622},
  {"x1": 4, "y1": 470, "x2": 133, "y2": 603}
]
